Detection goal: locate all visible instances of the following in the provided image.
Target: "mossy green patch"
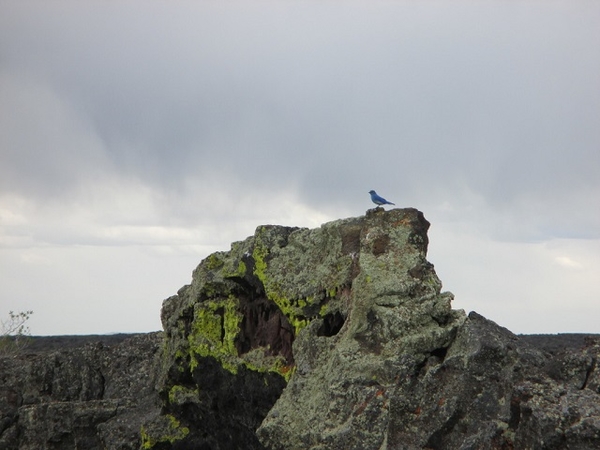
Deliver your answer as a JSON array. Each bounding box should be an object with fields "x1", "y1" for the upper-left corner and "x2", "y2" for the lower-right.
[
  {"x1": 252, "y1": 239, "x2": 309, "y2": 336},
  {"x1": 188, "y1": 296, "x2": 242, "y2": 374},
  {"x1": 236, "y1": 260, "x2": 246, "y2": 276},
  {"x1": 168, "y1": 385, "x2": 199, "y2": 405},
  {"x1": 252, "y1": 240, "x2": 269, "y2": 281},
  {"x1": 319, "y1": 304, "x2": 329, "y2": 317},
  {"x1": 205, "y1": 253, "x2": 224, "y2": 270},
  {"x1": 181, "y1": 285, "x2": 294, "y2": 381},
  {"x1": 223, "y1": 259, "x2": 246, "y2": 278},
  {"x1": 140, "y1": 414, "x2": 190, "y2": 449}
]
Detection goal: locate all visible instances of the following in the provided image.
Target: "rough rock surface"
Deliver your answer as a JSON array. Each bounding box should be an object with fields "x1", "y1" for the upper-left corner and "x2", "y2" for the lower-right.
[
  {"x1": 154, "y1": 207, "x2": 600, "y2": 449},
  {"x1": 255, "y1": 208, "x2": 465, "y2": 449},
  {"x1": 2, "y1": 208, "x2": 600, "y2": 450},
  {"x1": 149, "y1": 207, "x2": 600, "y2": 449},
  {"x1": 0, "y1": 333, "x2": 163, "y2": 449}
]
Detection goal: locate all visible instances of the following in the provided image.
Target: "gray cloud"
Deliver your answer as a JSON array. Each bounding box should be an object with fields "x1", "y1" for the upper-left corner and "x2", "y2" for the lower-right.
[
  {"x1": 2, "y1": 1, "x2": 598, "y2": 220},
  {"x1": 1, "y1": 1, "x2": 599, "y2": 334},
  {"x1": 3, "y1": 2, "x2": 598, "y2": 205}
]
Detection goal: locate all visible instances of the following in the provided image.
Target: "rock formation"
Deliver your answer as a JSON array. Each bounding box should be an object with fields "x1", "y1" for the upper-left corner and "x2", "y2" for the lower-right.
[
  {"x1": 1, "y1": 208, "x2": 599, "y2": 449},
  {"x1": 0, "y1": 333, "x2": 163, "y2": 449}
]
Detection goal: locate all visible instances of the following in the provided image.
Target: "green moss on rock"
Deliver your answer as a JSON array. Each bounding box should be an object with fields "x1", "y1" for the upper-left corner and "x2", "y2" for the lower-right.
[
  {"x1": 140, "y1": 414, "x2": 189, "y2": 449},
  {"x1": 252, "y1": 229, "x2": 324, "y2": 336},
  {"x1": 168, "y1": 385, "x2": 199, "y2": 406},
  {"x1": 188, "y1": 296, "x2": 242, "y2": 374},
  {"x1": 205, "y1": 253, "x2": 225, "y2": 270}
]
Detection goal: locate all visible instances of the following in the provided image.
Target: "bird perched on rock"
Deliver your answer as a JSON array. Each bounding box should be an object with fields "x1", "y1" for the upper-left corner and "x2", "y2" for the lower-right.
[{"x1": 369, "y1": 190, "x2": 395, "y2": 206}]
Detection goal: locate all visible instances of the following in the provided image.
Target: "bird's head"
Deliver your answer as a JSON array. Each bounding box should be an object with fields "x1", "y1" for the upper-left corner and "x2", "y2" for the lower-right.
[{"x1": 368, "y1": 190, "x2": 376, "y2": 195}]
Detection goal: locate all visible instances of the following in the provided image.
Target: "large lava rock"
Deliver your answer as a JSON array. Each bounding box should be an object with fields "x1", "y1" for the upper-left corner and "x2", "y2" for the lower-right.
[
  {"x1": 4, "y1": 208, "x2": 598, "y2": 449},
  {"x1": 152, "y1": 207, "x2": 600, "y2": 449}
]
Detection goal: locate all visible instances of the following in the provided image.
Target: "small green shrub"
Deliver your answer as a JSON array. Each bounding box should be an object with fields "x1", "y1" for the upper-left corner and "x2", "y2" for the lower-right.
[{"x1": 0, "y1": 310, "x2": 33, "y2": 356}]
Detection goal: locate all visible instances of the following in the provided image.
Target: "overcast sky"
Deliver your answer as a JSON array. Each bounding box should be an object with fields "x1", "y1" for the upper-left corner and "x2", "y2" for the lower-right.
[{"x1": 1, "y1": 1, "x2": 599, "y2": 336}]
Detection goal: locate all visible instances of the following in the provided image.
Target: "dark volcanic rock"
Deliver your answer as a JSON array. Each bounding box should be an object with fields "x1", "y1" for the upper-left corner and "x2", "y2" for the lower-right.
[
  {"x1": 2, "y1": 209, "x2": 599, "y2": 449},
  {"x1": 0, "y1": 332, "x2": 162, "y2": 450},
  {"x1": 384, "y1": 313, "x2": 600, "y2": 449},
  {"x1": 149, "y1": 208, "x2": 600, "y2": 449}
]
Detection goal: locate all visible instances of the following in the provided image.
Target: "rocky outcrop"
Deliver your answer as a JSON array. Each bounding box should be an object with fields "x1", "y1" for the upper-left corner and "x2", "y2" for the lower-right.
[
  {"x1": 256, "y1": 208, "x2": 464, "y2": 449},
  {"x1": 0, "y1": 333, "x2": 162, "y2": 450},
  {"x1": 150, "y1": 207, "x2": 600, "y2": 449},
  {"x1": 2, "y1": 208, "x2": 599, "y2": 449}
]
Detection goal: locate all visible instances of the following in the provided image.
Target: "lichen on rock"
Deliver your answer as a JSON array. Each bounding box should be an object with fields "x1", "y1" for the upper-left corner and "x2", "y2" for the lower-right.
[
  {"x1": 151, "y1": 207, "x2": 462, "y2": 448},
  {"x1": 148, "y1": 207, "x2": 600, "y2": 450},
  {"x1": 256, "y1": 208, "x2": 466, "y2": 449},
  {"x1": 140, "y1": 414, "x2": 189, "y2": 449},
  {"x1": 2, "y1": 206, "x2": 599, "y2": 449}
]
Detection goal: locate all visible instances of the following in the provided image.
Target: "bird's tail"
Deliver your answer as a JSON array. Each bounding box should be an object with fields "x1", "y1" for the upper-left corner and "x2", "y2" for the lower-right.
[{"x1": 388, "y1": 202, "x2": 395, "y2": 205}]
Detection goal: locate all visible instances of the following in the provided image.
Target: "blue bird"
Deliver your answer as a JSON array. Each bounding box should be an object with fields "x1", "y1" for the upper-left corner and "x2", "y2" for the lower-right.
[{"x1": 369, "y1": 190, "x2": 395, "y2": 206}]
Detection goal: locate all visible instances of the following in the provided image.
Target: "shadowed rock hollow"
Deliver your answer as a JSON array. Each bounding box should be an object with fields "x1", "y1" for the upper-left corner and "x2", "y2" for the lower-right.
[{"x1": 2, "y1": 208, "x2": 599, "y2": 449}]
